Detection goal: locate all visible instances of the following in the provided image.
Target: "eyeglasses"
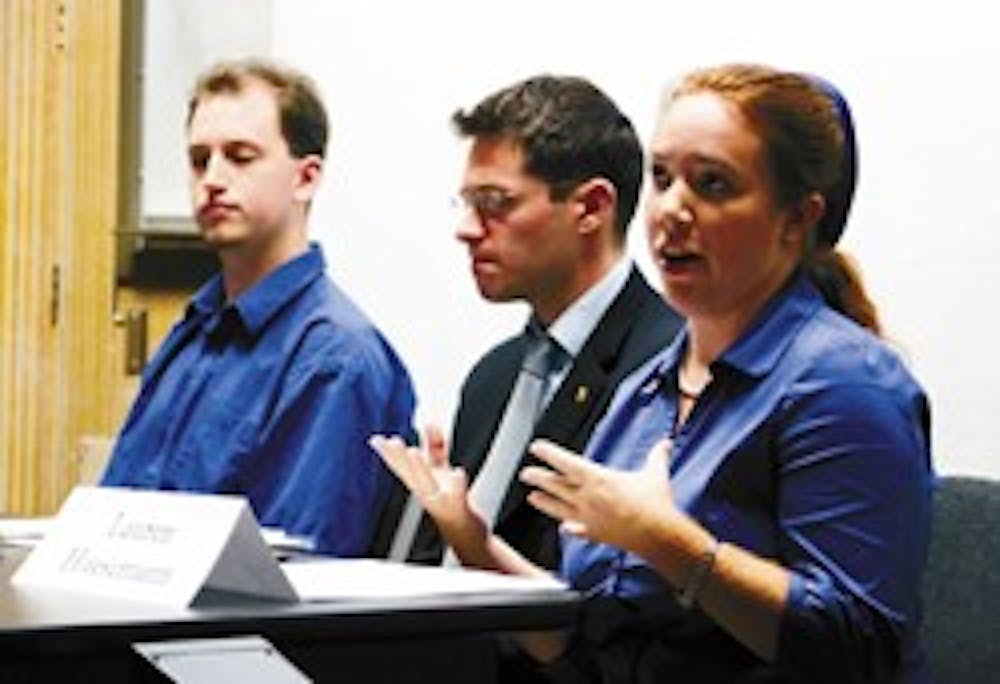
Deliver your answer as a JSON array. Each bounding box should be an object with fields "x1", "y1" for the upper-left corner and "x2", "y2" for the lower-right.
[{"x1": 455, "y1": 186, "x2": 520, "y2": 222}]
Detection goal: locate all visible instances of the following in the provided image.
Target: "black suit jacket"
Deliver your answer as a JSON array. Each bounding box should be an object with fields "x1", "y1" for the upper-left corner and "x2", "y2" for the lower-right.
[{"x1": 369, "y1": 268, "x2": 683, "y2": 568}]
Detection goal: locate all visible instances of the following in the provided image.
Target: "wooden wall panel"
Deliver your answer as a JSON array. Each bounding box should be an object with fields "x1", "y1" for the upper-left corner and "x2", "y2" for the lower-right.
[
  {"x1": 57, "y1": 0, "x2": 122, "y2": 503},
  {"x1": 2, "y1": 0, "x2": 194, "y2": 514},
  {"x1": 1, "y1": 1, "x2": 13, "y2": 509},
  {"x1": 1, "y1": 0, "x2": 66, "y2": 513},
  {"x1": 1, "y1": 0, "x2": 125, "y2": 514}
]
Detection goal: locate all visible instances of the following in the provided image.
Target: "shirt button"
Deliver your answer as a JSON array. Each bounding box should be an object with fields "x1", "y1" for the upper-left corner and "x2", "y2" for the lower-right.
[{"x1": 640, "y1": 378, "x2": 661, "y2": 397}]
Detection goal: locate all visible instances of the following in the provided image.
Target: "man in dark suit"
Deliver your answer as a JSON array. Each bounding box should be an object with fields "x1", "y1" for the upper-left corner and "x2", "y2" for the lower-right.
[{"x1": 372, "y1": 75, "x2": 682, "y2": 569}]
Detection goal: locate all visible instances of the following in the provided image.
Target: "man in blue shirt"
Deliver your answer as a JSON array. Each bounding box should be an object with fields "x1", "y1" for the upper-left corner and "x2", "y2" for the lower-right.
[{"x1": 101, "y1": 60, "x2": 416, "y2": 556}]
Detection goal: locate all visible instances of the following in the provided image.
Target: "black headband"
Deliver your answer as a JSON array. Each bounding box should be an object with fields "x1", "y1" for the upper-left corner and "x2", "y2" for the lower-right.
[{"x1": 806, "y1": 75, "x2": 858, "y2": 248}]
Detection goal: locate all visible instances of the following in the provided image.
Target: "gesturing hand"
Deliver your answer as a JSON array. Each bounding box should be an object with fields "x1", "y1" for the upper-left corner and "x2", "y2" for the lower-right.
[
  {"x1": 369, "y1": 425, "x2": 485, "y2": 540},
  {"x1": 520, "y1": 438, "x2": 678, "y2": 553}
]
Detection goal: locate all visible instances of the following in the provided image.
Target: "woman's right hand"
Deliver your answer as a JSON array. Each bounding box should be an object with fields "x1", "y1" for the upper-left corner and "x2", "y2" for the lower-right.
[{"x1": 369, "y1": 425, "x2": 487, "y2": 546}]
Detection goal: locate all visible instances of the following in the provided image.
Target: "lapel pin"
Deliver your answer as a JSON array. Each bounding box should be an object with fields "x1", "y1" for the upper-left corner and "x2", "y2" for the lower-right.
[{"x1": 574, "y1": 385, "x2": 589, "y2": 404}]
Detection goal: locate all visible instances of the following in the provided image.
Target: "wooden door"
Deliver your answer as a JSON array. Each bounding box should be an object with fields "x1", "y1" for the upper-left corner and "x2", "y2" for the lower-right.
[{"x1": 1, "y1": 0, "x2": 188, "y2": 515}]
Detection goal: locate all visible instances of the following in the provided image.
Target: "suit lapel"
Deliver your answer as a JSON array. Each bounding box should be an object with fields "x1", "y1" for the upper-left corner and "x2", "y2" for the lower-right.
[
  {"x1": 539, "y1": 269, "x2": 650, "y2": 442},
  {"x1": 494, "y1": 270, "x2": 651, "y2": 523}
]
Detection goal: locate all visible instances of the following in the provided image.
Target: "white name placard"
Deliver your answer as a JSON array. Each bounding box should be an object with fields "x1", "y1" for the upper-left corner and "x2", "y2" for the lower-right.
[{"x1": 12, "y1": 486, "x2": 296, "y2": 606}]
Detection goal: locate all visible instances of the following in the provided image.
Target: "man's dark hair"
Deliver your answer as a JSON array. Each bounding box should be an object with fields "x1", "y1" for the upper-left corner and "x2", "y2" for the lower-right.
[
  {"x1": 187, "y1": 59, "x2": 328, "y2": 159},
  {"x1": 452, "y1": 75, "x2": 643, "y2": 240}
]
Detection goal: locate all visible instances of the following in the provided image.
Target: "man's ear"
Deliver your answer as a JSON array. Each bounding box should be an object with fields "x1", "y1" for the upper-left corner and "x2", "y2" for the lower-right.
[
  {"x1": 782, "y1": 191, "x2": 825, "y2": 250},
  {"x1": 571, "y1": 178, "x2": 617, "y2": 236},
  {"x1": 293, "y1": 154, "x2": 324, "y2": 203}
]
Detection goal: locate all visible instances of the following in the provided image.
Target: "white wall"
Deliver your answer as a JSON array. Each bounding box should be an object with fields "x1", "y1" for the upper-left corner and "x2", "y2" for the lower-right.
[{"x1": 154, "y1": 1, "x2": 1000, "y2": 477}]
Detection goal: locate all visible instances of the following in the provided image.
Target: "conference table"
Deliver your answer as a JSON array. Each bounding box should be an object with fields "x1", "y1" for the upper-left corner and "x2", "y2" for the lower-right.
[{"x1": 0, "y1": 547, "x2": 579, "y2": 683}]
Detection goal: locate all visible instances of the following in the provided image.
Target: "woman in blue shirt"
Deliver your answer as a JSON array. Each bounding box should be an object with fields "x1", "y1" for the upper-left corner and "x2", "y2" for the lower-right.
[{"x1": 372, "y1": 64, "x2": 933, "y2": 683}]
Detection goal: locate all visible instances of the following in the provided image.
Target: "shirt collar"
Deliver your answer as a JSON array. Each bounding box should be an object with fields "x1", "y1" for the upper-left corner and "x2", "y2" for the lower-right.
[
  {"x1": 184, "y1": 244, "x2": 327, "y2": 339},
  {"x1": 545, "y1": 257, "x2": 632, "y2": 359},
  {"x1": 719, "y1": 271, "x2": 824, "y2": 377},
  {"x1": 650, "y1": 271, "x2": 825, "y2": 383},
  {"x1": 187, "y1": 275, "x2": 226, "y2": 320}
]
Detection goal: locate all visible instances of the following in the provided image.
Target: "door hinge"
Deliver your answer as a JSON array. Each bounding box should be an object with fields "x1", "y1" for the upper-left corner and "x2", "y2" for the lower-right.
[{"x1": 50, "y1": 263, "x2": 61, "y2": 327}]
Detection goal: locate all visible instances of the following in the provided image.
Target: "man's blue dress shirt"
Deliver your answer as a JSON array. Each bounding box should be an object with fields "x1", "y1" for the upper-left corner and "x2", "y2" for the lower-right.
[
  {"x1": 101, "y1": 245, "x2": 416, "y2": 556},
  {"x1": 559, "y1": 273, "x2": 933, "y2": 683}
]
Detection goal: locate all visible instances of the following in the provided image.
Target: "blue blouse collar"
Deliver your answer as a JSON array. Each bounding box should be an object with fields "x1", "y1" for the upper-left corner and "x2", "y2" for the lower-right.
[{"x1": 653, "y1": 272, "x2": 826, "y2": 381}]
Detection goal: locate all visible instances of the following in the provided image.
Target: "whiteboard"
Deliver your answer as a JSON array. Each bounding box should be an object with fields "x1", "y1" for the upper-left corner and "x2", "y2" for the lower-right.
[
  {"x1": 140, "y1": 0, "x2": 273, "y2": 222},
  {"x1": 139, "y1": 0, "x2": 1000, "y2": 477}
]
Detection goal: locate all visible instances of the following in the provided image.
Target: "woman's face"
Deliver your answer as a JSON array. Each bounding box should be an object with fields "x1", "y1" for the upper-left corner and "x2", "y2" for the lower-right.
[{"x1": 645, "y1": 92, "x2": 808, "y2": 324}]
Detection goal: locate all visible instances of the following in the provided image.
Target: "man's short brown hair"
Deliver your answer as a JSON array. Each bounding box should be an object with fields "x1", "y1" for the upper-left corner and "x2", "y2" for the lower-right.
[{"x1": 187, "y1": 59, "x2": 328, "y2": 159}]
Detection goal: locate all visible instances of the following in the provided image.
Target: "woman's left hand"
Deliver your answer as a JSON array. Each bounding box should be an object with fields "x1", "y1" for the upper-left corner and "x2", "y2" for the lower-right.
[{"x1": 520, "y1": 438, "x2": 679, "y2": 552}]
